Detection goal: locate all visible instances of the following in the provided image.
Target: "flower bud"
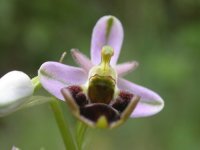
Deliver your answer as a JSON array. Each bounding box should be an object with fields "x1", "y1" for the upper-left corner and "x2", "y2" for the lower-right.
[{"x1": 0, "y1": 71, "x2": 34, "y2": 116}]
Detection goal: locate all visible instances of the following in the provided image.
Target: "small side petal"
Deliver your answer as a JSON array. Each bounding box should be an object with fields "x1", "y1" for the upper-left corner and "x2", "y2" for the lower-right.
[
  {"x1": 116, "y1": 61, "x2": 139, "y2": 77},
  {"x1": 117, "y1": 78, "x2": 164, "y2": 118},
  {"x1": 38, "y1": 61, "x2": 87, "y2": 100},
  {"x1": 0, "y1": 71, "x2": 34, "y2": 116},
  {"x1": 71, "y1": 49, "x2": 93, "y2": 72},
  {"x1": 91, "y1": 15, "x2": 124, "y2": 66}
]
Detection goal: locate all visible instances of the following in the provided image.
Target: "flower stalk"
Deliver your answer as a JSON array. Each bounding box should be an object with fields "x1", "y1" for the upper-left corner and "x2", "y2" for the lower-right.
[
  {"x1": 76, "y1": 122, "x2": 88, "y2": 150},
  {"x1": 50, "y1": 98, "x2": 77, "y2": 150}
]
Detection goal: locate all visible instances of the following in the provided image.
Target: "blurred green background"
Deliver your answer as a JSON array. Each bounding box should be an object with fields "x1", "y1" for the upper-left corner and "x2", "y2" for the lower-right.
[{"x1": 0, "y1": 0, "x2": 200, "y2": 149}]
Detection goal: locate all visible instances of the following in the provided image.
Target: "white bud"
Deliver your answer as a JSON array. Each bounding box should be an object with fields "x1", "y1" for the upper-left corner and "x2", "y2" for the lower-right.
[{"x1": 0, "y1": 71, "x2": 34, "y2": 116}]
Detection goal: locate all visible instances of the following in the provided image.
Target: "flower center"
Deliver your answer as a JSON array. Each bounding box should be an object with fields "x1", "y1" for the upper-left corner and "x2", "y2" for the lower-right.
[{"x1": 88, "y1": 46, "x2": 117, "y2": 104}]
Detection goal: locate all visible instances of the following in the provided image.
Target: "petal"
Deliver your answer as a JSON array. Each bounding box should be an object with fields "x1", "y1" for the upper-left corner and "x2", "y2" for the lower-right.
[
  {"x1": 117, "y1": 78, "x2": 164, "y2": 118},
  {"x1": 80, "y1": 104, "x2": 120, "y2": 128},
  {"x1": 110, "y1": 91, "x2": 140, "y2": 128},
  {"x1": 91, "y1": 15, "x2": 124, "y2": 66},
  {"x1": 62, "y1": 85, "x2": 89, "y2": 107},
  {"x1": 38, "y1": 61, "x2": 87, "y2": 100},
  {"x1": 116, "y1": 61, "x2": 139, "y2": 77},
  {"x1": 0, "y1": 71, "x2": 34, "y2": 116},
  {"x1": 71, "y1": 49, "x2": 93, "y2": 72}
]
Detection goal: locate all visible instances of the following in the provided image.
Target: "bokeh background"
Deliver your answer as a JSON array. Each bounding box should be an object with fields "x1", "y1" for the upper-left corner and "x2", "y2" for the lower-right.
[{"x1": 0, "y1": 0, "x2": 200, "y2": 149}]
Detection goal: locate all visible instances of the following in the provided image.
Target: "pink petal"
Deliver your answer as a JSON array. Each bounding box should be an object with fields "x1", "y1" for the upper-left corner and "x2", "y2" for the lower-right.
[
  {"x1": 71, "y1": 49, "x2": 93, "y2": 72},
  {"x1": 116, "y1": 61, "x2": 139, "y2": 77},
  {"x1": 38, "y1": 61, "x2": 87, "y2": 100},
  {"x1": 117, "y1": 78, "x2": 164, "y2": 118},
  {"x1": 90, "y1": 15, "x2": 124, "y2": 66}
]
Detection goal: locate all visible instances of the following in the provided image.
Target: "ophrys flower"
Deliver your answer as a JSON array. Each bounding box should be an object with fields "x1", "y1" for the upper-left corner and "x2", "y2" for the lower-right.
[{"x1": 39, "y1": 15, "x2": 164, "y2": 128}]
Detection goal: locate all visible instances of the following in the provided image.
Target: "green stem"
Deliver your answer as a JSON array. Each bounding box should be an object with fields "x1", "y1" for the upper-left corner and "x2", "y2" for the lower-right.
[
  {"x1": 50, "y1": 99, "x2": 77, "y2": 150},
  {"x1": 76, "y1": 122, "x2": 88, "y2": 150}
]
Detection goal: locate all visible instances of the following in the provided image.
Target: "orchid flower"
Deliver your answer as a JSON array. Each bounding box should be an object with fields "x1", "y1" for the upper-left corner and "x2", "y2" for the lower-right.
[{"x1": 39, "y1": 15, "x2": 164, "y2": 128}]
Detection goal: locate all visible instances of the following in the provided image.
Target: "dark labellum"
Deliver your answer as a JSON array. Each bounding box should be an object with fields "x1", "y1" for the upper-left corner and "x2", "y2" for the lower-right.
[{"x1": 61, "y1": 85, "x2": 140, "y2": 128}]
